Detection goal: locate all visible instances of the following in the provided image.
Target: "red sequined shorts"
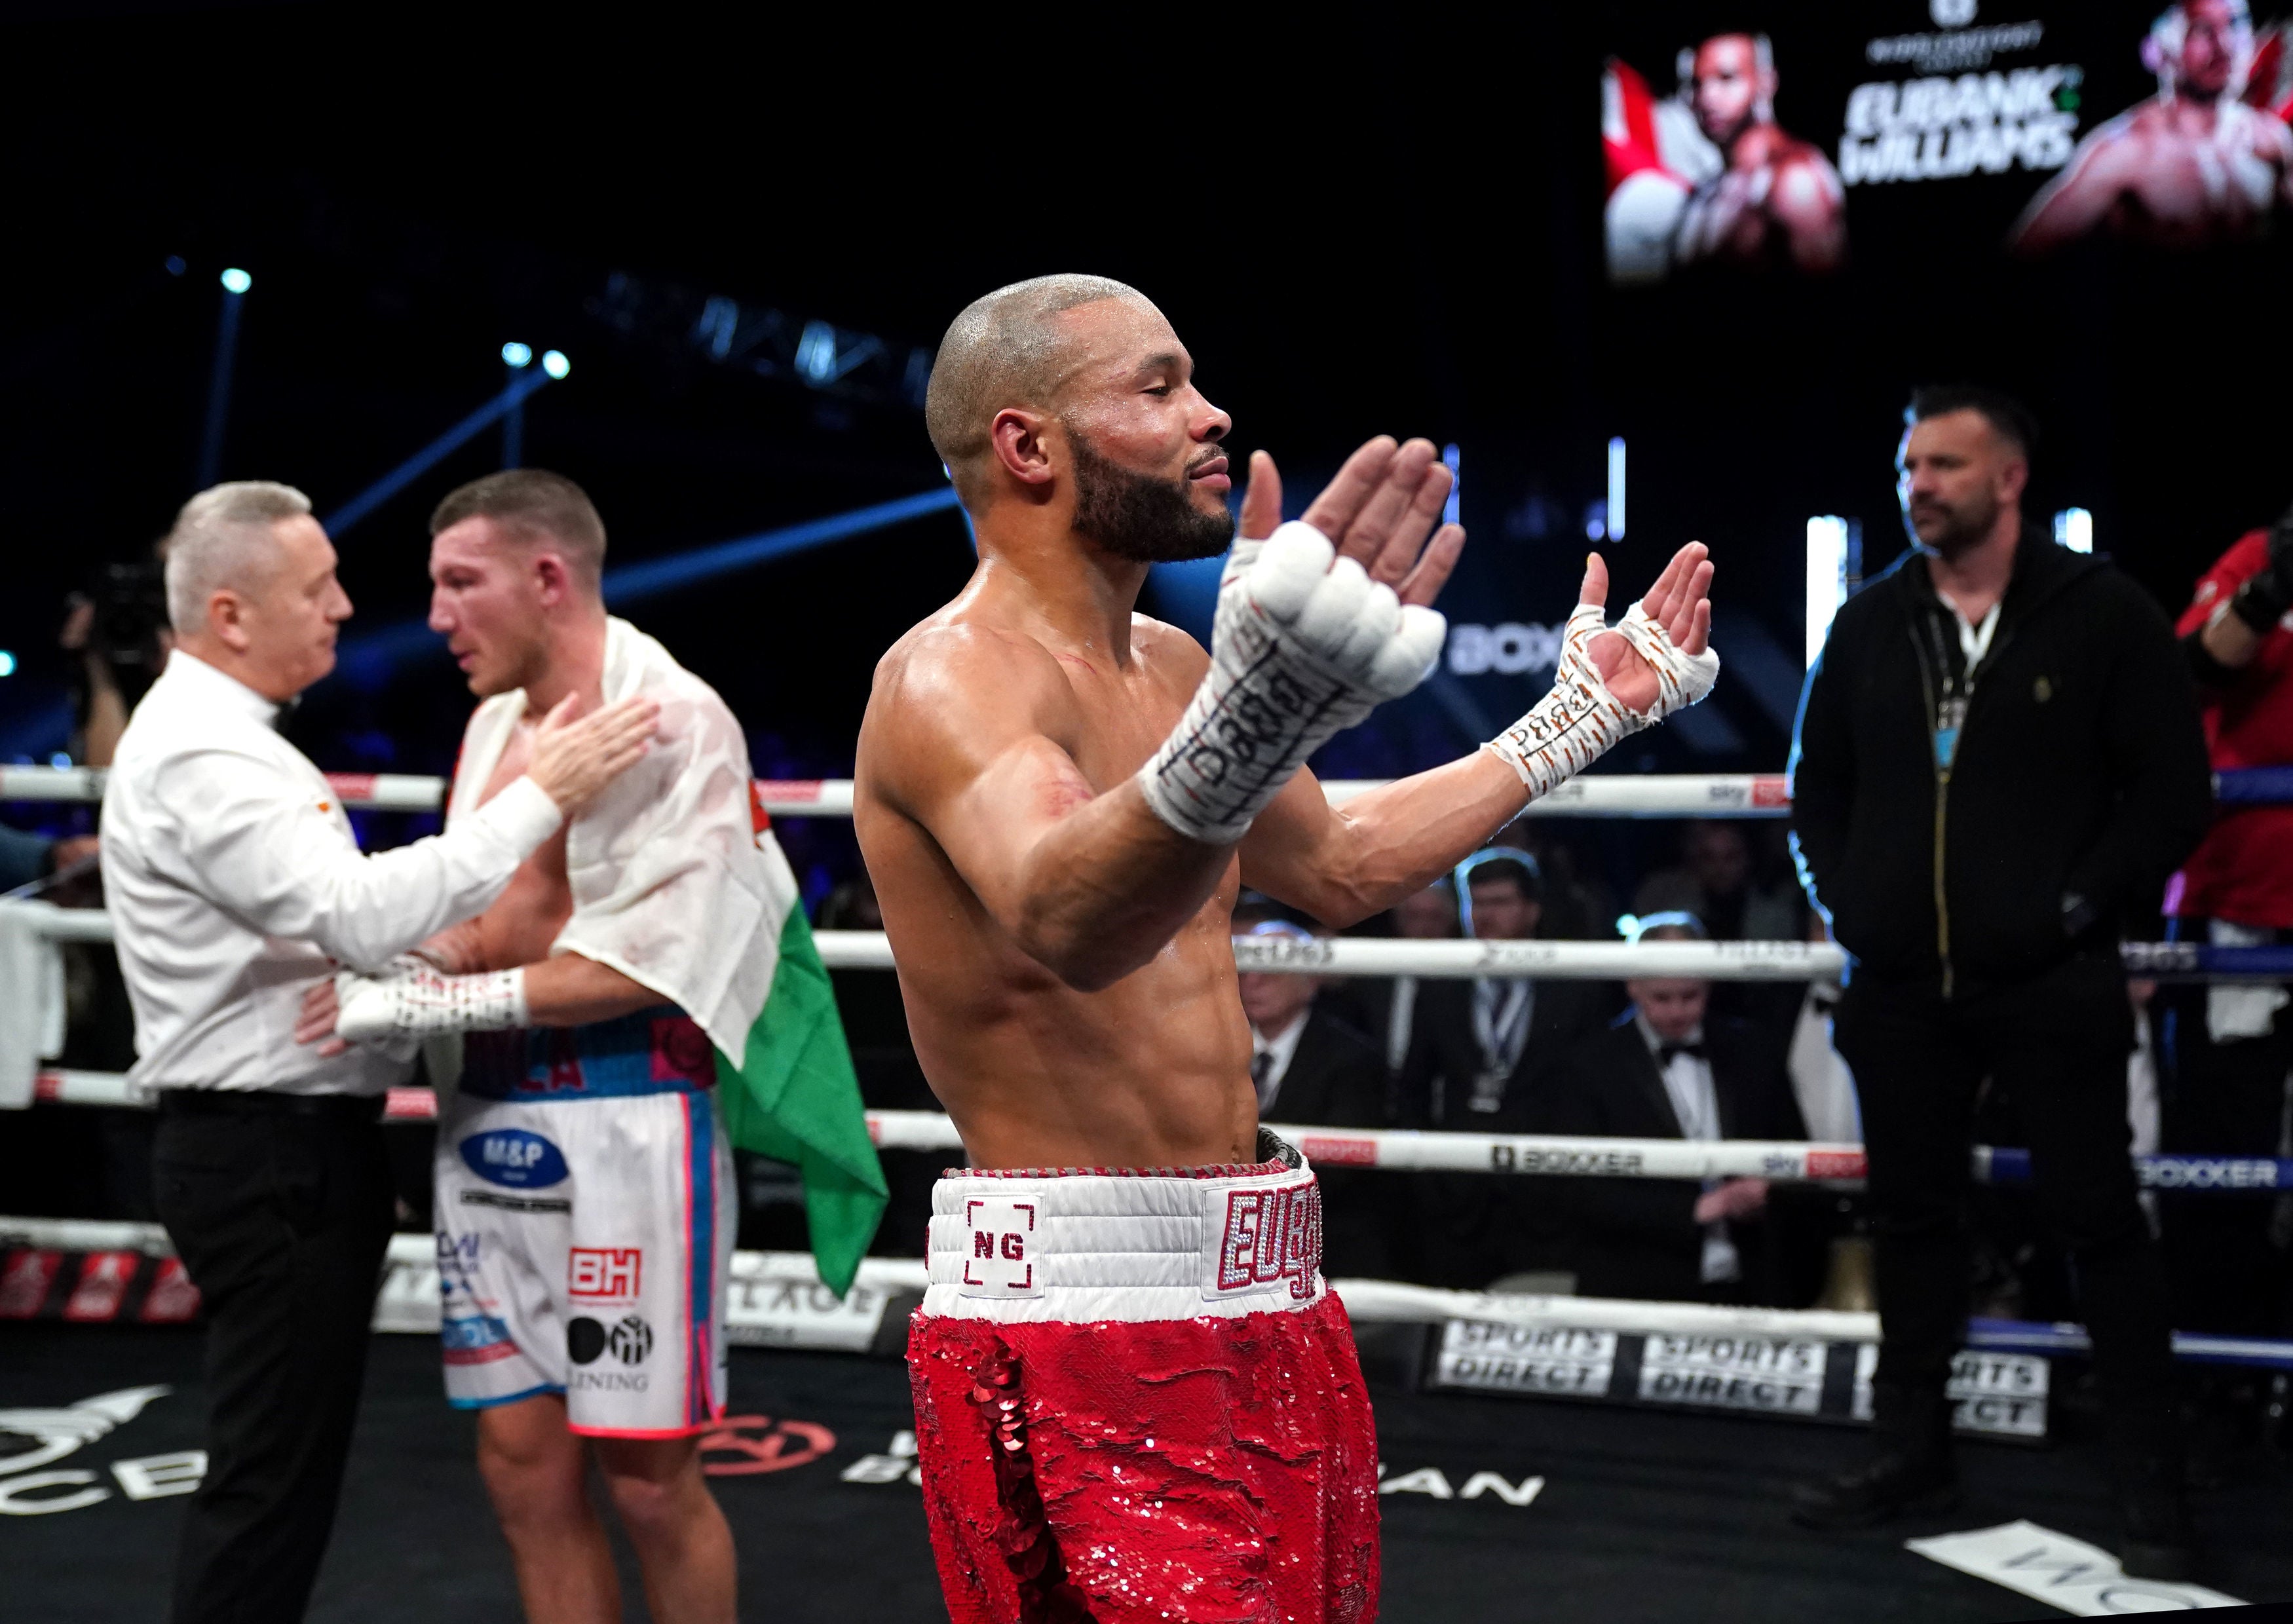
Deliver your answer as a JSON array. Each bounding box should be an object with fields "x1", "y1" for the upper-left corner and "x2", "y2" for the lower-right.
[{"x1": 906, "y1": 1145, "x2": 1380, "y2": 1623}]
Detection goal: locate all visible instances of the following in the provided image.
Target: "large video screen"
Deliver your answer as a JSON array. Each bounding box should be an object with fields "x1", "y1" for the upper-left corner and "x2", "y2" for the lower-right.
[{"x1": 1604, "y1": 1, "x2": 2293, "y2": 284}]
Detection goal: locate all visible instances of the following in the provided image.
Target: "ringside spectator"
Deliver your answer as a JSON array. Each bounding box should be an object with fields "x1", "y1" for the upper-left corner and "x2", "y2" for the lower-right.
[
  {"x1": 1787, "y1": 385, "x2": 2212, "y2": 1576},
  {"x1": 1543, "y1": 913, "x2": 1806, "y2": 1303}
]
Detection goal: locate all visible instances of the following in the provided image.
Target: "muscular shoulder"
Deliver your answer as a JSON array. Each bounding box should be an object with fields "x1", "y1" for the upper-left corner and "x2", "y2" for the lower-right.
[
  {"x1": 871, "y1": 618, "x2": 1078, "y2": 721},
  {"x1": 861, "y1": 621, "x2": 1082, "y2": 795},
  {"x1": 1129, "y1": 612, "x2": 1211, "y2": 689},
  {"x1": 1772, "y1": 142, "x2": 1843, "y2": 200}
]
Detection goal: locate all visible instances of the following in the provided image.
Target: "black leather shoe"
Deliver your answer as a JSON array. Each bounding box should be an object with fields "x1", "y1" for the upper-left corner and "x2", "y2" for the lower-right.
[{"x1": 1791, "y1": 1445, "x2": 1958, "y2": 1530}]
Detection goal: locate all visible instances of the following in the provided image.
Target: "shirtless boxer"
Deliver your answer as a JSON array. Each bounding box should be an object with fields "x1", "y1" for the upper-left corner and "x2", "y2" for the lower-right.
[
  {"x1": 1672, "y1": 31, "x2": 1847, "y2": 274},
  {"x1": 855, "y1": 274, "x2": 1719, "y2": 1622},
  {"x1": 2014, "y1": 0, "x2": 2293, "y2": 252},
  {"x1": 299, "y1": 470, "x2": 763, "y2": 1624}
]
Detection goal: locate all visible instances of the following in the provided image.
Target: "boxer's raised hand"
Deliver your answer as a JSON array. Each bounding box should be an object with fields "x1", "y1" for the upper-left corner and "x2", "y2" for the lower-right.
[
  {"x1": 1232, "y1": 439, "x2": 1466, "y2": 608},
  {"x1": 1485, "y1": 543, "x2": 1721, "y2": 798},
  {"x1": 1582, "y1": 542, "x2": 1716, "y2": 717},
  {"x1": 1136, "y1": 439, "x2": 1456, "y2": 846}
]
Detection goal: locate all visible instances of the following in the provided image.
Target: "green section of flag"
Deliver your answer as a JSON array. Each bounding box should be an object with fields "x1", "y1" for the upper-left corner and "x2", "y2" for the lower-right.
[{"x1": 713, "y1": 909, "x2": 887, "y2": 1296}]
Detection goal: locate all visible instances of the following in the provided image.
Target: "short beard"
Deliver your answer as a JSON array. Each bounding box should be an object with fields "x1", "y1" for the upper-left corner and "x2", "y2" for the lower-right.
[
  {"x1": 1910, "y1": 490, "x2": 2001, "y2": 558},
  {"x1": 1067, "y1": 430, "x2": 1236, "y2": 563}
]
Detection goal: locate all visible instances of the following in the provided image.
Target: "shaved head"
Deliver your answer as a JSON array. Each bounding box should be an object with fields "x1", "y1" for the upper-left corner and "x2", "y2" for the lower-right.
[{"x1": 925, "y1": 273, "x2": 1155, "y2": 502}]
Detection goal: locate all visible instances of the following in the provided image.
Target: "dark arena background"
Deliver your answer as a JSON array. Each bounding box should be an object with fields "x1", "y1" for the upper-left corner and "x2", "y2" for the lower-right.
[{"x1": 6, "y1": 1, "x2": 2293, "y2": 1620}]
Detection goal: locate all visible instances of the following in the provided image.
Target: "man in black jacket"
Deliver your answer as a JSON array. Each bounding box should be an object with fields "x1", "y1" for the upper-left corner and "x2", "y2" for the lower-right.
[
  {"x1": 1545, "y1": 915, "x2": 1806, "y2": 1302},
  {"x1": 1787, "y1": 385, "x2": 2213, "y2": 1577}
]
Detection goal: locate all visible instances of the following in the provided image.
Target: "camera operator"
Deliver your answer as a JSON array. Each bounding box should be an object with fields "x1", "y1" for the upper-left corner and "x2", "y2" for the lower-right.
[
  {"x1": 1787, "y1": 386, "x2": 2212, "y2": 1577},
  {"x1": 2163, "y1": 499, "x2": 2293, "y2": 1480},
  {"x1": 63, "y1": 554, "x2": 175, "y2": 767}
]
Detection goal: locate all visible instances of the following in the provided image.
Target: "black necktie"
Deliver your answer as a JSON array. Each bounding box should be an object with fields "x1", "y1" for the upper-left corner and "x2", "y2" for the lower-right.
[
  {"x1": 1657, "y1": 1041, "x2": 1707, "y2": 1067},
  {"x1": 1251, "y1": 1051, "x2": 1272, "y2": 1087}
]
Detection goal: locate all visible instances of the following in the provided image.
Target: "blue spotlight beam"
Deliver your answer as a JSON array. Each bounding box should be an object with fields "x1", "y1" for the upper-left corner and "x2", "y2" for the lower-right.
[
  {"x1": 329, "y1": 485, "x2": 966, "y2": 687},
  {"x1": 195, "y1": 278, "x2": 248, "y2": 487},
  {"x1": 323, "y1": 369, "x2": 554, "y2": 538},
  {"x1": 599, "y1": 487, "x2": 962, "y2": 607}
]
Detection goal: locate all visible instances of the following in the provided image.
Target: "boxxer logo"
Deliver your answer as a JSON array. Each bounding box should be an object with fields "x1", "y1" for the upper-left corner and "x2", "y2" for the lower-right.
[{"x1": 1215, "y1": 1183, "x2": 1322, "y2": 1299}]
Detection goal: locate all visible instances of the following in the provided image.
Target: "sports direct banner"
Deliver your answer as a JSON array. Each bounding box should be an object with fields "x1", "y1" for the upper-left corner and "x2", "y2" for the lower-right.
[
  {"x1": 1431, "y1": 1319, "x2": 2050, "y2": 1440},
  {"x1": 1604, "y1": 1, "x2": 2293, "y2": 284}
]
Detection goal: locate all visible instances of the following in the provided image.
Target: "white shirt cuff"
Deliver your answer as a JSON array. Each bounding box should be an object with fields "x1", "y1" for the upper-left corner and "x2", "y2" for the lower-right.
[{"x1": 473, "y1": 774, "x2": 565, "y2": 854}]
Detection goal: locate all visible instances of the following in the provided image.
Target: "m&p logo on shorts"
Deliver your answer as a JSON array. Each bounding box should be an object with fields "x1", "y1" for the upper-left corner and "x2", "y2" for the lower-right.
[
  {"x1": 569, "y1": 1247, "x2": 642, "y2": 1300},
  {"x1": 459, "y1": 1128, "x2": 569, "y2": 1189}
]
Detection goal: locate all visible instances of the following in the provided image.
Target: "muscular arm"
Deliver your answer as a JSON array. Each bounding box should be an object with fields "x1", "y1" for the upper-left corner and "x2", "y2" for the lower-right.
[
  {"x1": 295, "y1": 947, "x2": 661, "y2": 1051},
  {"x1": 2013, "y1": 126, "x2": 2136, "y2": 252},
  {"x1": 862, "y1": 626, "x2": 1232, "y2": 992},
  {"x1": 1771, "y1": 155, "x2": 1846, "y2": 273}
]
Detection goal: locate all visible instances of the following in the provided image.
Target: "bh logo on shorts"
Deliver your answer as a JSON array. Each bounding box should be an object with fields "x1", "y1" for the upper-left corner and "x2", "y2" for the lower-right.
[
  {"x1": 569, "y1": 1247, "x2": 642, "y2": 1301},
  {"x1": 1214, "y1": 1181, "x2": 1322, "y2": 1300},
  {"x1": 959, "y1": 1196, "x2": 1039, "y2": 1296},
  {"x1": 460, "y1": 1128, "x2": 568, "y2": 1189},
  {"x1": 569, "y1": 1313, "x2": 653, "y2": 1367}
]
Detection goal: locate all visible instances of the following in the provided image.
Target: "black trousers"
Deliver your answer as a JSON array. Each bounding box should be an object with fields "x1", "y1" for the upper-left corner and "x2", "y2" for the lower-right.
[
  {"x1": 153, "y1": 1091, "x2": 394, "y2": 1624},
  {"x1": 2160, "y1": 925, "x2": 2293, "y2": 1342},
  {"x1": 1834, "y1": 954, "x2": 2176, "y2": 1450}
]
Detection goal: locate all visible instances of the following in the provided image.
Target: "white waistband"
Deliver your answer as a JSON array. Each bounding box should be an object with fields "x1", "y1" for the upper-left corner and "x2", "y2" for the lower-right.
[{"x1": 920, "y1": 1161, "x2": 1325, "y2": 1325}]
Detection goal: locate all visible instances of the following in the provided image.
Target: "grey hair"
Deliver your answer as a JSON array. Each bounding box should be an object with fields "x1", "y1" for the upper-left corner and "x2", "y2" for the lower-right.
[
  {"x1": 923, "y1": 273, "x2": 1153, "y2": 503},
  {"x1": 163, "y1": 480, "x2": 314, "y2": 633}
]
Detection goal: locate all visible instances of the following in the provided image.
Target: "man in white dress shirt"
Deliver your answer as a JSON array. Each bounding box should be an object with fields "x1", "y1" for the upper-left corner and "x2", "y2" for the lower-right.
[{"x1": 100, "y1": 480, "x2": 654, "y2": 1624}]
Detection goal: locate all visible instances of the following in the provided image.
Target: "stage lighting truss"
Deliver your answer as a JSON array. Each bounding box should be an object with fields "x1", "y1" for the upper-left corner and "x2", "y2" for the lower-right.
[{"x1": 586, "y1": 271, "x2": 932, "y2": 412}]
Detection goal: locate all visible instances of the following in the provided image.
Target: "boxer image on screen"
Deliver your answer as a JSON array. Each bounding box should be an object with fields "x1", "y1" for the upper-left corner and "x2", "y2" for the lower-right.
[
  {"x1": 2014, "y1": 0, "x2": 2293, "y2": 252},
  {"x1": 1672, "y1": 32, "x2": 1848, "y2": 274},
  {"x1": 856, "y1": 274, "x2": 1721, "y2": 1623}
]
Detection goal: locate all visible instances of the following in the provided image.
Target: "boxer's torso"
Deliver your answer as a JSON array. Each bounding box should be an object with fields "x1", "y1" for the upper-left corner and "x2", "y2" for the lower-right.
[
  {"x1": 856, "y1": 604, "x2": 1257, "y2": 1173},
  {"x1": 2091, "y1": 100, "x2": 2290, "y2": 243},
  {"x1": 445, "y1": 711, "x2": 576, "y2": 973}
]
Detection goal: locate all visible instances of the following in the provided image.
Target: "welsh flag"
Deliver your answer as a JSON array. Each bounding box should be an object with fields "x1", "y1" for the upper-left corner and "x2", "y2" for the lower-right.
[{"x1": 712, "y1": 810, "x2": 886, "y2": 1296}]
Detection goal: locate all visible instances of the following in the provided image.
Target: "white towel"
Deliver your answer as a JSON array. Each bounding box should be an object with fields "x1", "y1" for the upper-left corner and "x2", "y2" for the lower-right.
[{"x1": 443, "y1": 617, "x2": 786, "y2": 1062}]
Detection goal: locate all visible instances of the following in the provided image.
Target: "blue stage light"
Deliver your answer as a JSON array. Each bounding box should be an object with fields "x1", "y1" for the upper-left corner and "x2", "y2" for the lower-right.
[
  {"x1": 48, "y1": 752, "x2": 71, "y2": 770},
  {"x1": 164, "y1": 255, "x2": 186, "y2": 276},
  {"x1": 501, "y1": 342, "x2": 533, "y2": 368},
  {"x1": 0, "y1": 651, "x2": 15, "y2": 676},
  {"x1": 540, "y1": 350, "x2": 570, "y2": 379},
  {"x1": 220, "y1": 267, "x2": 252, "y2": 295}
]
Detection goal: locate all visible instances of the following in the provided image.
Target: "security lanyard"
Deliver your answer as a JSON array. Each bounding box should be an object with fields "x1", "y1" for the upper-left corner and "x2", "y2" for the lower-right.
[
  {"x1": 1469, "y1": 977, "x2": 1534, "y2": 1111},
  {"x1": 1927, "y1": 597, "x2": 2000, "y2": 772}
]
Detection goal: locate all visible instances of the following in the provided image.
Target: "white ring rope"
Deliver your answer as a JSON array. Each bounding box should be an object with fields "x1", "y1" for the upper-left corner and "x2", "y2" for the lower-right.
[
  {"x1": 0, "y1": 1214, "x2": 1873, "y2": 1341},
  {"x1": 0, "y1": 764, "x2": 1790, "y2": 820},
  {"x1": 0, "y1": 899, "x2": 1842, "y2": 980}
]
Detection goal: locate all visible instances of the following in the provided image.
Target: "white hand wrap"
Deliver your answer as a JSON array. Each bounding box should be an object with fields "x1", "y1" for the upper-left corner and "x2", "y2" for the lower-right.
[
  {"x1": 1483, "y1": 599, "x2": 1720, "y2": 797},
  {"x1": 335, "y1": 962, "x2": 528, "y2": 1044},
  {"x1": 1139, "y1": 521, "x2": 1447, "y2": 844}
]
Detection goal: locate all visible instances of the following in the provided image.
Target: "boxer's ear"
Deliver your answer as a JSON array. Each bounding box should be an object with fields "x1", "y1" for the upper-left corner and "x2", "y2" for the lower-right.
[{"x1": 989, "y1": 407, "x2": 1055, "y2": 488}]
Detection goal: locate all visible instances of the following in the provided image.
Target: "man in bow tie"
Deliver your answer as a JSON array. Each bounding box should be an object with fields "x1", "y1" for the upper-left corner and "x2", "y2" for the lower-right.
[{"x1": 1544, "y1": 913, "x2": 1806, "y2": 1302}]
